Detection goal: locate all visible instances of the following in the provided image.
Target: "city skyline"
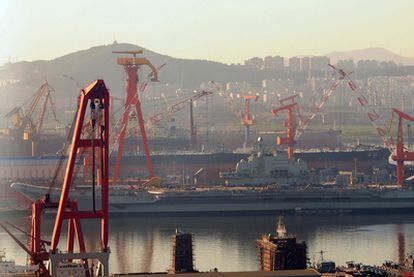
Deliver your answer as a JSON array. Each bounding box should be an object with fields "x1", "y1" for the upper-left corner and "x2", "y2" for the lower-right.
[{"x1": 1, "y1": 0, "x2": 414, "y2": 66}]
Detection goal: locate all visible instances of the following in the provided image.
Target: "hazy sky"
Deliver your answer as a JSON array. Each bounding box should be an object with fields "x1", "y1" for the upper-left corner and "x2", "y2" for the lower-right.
[{"x1": 1, "y1": 0, "x2": 414, "y2": 66}]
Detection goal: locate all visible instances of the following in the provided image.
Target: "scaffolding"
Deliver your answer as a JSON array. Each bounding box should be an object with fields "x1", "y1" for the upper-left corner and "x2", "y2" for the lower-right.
[{"x1": 170, "y1": 229, "x2": 196, "y2": 273}]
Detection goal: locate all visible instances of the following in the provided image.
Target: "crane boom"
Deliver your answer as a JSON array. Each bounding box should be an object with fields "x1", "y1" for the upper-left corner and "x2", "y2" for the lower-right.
[
  {"x1": 208, "y1": 81, "x2": 244, "y2": 120},
  {"x1": 329, "y1": 64, "x2": 395, "y2": 152},
  {"x1": 4, "y1": 81, "x2": 60, "y2": 156},
  {"x1": 149, "y1": 90, "x2": 213, "y2": 126},
  {"x1": 329, "y1": 65, "x2": 414, "y2": 186},
  {"x1": 295, "y1": 65, "x2": 352, "y2": 141}
]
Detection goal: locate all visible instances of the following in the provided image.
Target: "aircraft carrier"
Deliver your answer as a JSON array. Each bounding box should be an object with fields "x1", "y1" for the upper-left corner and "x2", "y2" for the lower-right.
[
  {"x1": 9, "y1": 137, "x2": 404, "y2": 215},
  {"x1": 10, "y1": 182, "x2": 414, "y2": 215}
]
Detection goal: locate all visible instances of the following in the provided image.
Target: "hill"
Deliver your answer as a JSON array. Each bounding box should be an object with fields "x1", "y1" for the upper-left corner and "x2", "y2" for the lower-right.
[
  {"x1": 0, "y1": 42, "x2": 235, "y2": 101},
  {"x1": 325, "y1": 47, "x2": 414, "y2": 65},
  {"x1": 0, "y1": 42, "x2": 311, "y2": 107},
  {"x1": 1, "y1": 43, "x2": 413, "y2": 108}
]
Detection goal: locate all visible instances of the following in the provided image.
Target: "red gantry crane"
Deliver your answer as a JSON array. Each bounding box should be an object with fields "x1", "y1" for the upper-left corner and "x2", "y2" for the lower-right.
[
  {"x1": 271, "y1": 65, "x2": 355, "y2": 163},
  {"x1": 329, "y1": 64, "x2": 414, "y2": 187},
  {"x1": 0, "y1": 79, "x2": 111, "y2": 276},
  {"x1": 271, "y1": 95, "x2": 300, "y2": 162},
  {"x1": 209, "y1": 81, "x2": 260, "y2": 147},
  {"x1": 112, "y1": 50, "x2": 159, "y2": 183},
  {"x1": 387, "y1": 109, "x2": 414, "y2": 186},
  {"x1": 242, "y1": 95, "x2": 259, "y2": 144}
]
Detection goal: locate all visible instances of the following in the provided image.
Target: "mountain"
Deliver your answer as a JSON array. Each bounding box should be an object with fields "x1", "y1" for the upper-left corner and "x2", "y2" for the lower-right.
[
  {"x1": 0, "y1": 42, "x2": 308, "y2": 106},
  {"x1": 325, "y1": 47, "x2": 414, "y2": 65},
  {"x1": 1, "y1": 43, "x2": 413, "y2": 109},
  {"x1": 0, "y1": 42, "x2": 235, "y2": 100}
]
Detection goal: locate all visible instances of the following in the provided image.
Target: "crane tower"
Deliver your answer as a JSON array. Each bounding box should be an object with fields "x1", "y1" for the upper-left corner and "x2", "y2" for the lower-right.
[
  {"x1": 271, "y1": 95, "x2": 300, "y2": 162},
  {"x1": 0, "y1": 80, "x2": 111, "y2": 276},
  {"x1": 112, "y1": 50, "x2": 159, "y2": 182},
  {"x1": 242, "y1": 95, "x2": 259, "y2": 146}
]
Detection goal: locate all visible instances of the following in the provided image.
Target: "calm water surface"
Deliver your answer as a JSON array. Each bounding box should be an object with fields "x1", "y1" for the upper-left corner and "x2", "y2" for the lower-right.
[{"x1": 1, "y1": 213, "x2": 414, "y2": 274}]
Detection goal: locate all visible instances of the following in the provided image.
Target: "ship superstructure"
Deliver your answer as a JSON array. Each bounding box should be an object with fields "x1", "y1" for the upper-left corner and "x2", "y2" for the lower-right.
[{"x1": 220, "y1": 137, "x2": 309, "y2": 185}]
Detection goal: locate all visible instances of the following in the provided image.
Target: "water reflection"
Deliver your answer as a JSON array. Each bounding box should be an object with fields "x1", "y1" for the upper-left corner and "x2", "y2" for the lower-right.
[{"x1": 1, "y1": 214, "x2": 414, "y2": 274}]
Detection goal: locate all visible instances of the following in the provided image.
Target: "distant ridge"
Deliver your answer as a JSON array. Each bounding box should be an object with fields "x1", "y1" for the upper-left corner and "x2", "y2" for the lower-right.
[
  {"x1": 0, "y1": 42, "x2": 233, "y2": 99},
  {"x1": 325, "y1": 47, "x2": 414, "y2": 65},
  {"x1": 1, "y1": 43, "x2": 414, "y2": 105}
]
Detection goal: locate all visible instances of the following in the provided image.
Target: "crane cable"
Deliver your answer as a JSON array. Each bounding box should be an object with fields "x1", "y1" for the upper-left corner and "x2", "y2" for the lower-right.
[
  {"x1": 90, "y1": 100, "x2": 97, "y2": 212},
  {"x1": 47, "y1": 108, "x2": 79, "y2": 196}
]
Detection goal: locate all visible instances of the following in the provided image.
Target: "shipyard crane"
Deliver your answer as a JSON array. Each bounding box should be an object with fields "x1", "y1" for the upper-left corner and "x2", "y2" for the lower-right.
[
  {"x1": 270, "y1": 65, "x2": 355, "y2": 162},
  {"x1": 148, "y1": 90, "x2": 213, "y2": 148},
  {"x1": 0, "y1": 80, "x2": 111, "y2": 276},
  {"x1": 208, "y1": 81, "x2": 245, "y2": 118},
  {"x1": 148, "y1": 90, "x2": 213, "y2": 125},
  {"x1": 242, "y1": 95, "x2": 259, "y2": 145},
  {"x1": 208, "y1": 81, "x2": 261, "y2": 147},
  {"x1": 328, "y1": 64, "x2": 394, "y2": 151},
  {"x1": 271, "y1": 95, "x2": 301, "y2": 162},
  {"x1": 63, "y1": 73, "x2": 125, "y2": 122},
  {"x1": 189, "y1": 97, "x2": 197, "y2": 149},
  {"x1": 295, "y1": 65, "x2": 354, "y2": 141},
  {"x1": 329, "y1": 64, "x2": 414, "y2": 187},
  {"x1": 112, "y1": 50, "x2": 160, "y2": 183},
  {"x1": 4, "y1": 81, "x2": 60, "y2": 156},
  {"x1": 387, "y1": 109, "x2": 414, "y2": 186}
]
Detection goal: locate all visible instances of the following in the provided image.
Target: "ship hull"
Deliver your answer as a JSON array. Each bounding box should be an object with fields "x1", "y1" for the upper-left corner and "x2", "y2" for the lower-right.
[
  {"x1": 11, "y1": 183, "x2": 414, "y2": 215},
  {"x1": 0, "y1": 147, "x2": 390, "y2": 185}
]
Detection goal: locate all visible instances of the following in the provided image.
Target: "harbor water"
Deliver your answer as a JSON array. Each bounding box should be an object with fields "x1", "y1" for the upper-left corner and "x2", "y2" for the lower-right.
[{"x1": 1, "y1": 213, "x2": 414, "y2": 274}]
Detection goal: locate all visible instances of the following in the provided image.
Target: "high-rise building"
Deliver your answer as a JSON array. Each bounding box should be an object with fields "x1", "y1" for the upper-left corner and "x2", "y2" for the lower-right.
[
  {"x1": 225, "y1": 81, "x2": 252, "y2": 93},
  {"x1": 301, "y1": 57, "x2": 310, "y2": 71},
  {"x1": 288, "y1": 57, "x2": 301, "y2": 72},
  {"x1": 263, "y1": 56, "x2": 274, "y2": 70},
  {"x1": 357, "y1": 60, "x2": 379, "y2": 72},
  {"x1": 336, "y1": 59, "x2": 356, "y2": 71},
  {"x1": 264, "y1": 56, "x2": 285, "y2": 70},
  {"x1": 274, "y1": 56, "x2": 285, "y2": 71},
  {"x1": 262, "y1": 79, "x2": 293, "y2": 92},
  {"x1": 244, "y1": 57, "x2": 264, "y2": 69},
  {"x1": 310, "y1": 56, "x2": 330, "y2": 71}
]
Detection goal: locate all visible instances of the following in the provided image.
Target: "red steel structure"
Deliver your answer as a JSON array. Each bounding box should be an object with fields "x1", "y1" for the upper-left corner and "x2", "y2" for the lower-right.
[
  {"x1": 329, "y1": 64, "x2": 395, "y2": 151},
  {"x1": 331, "y1": 65, "x2": 414, "y2": 187},
  {"x1": 242, "y1": 95, "x2": 259, "y2": 143},
  {"x1": 51, "y1": 79, "x2": 110, "y2": 252},
  {"x1": 0, "y1": 80, "x2": 111, "y2": 276},
  {"x1": 112, "y1": 50, "x2": 159, "y2": 182},
  {"x1": 389, "y1": 109, "x2": 414, "y2": 187},
  {"x1": 270, "y1": 65, "x2": 355, "y2": 163},
  {"x1": 271, "y1": 95, "x2": 300, "y2": 162}
]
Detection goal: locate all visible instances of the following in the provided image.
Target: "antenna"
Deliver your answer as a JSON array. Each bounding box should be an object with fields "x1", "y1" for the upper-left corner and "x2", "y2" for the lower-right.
[{"x1": 276, "y1": 216, "x2": 287, "y2": 237}]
